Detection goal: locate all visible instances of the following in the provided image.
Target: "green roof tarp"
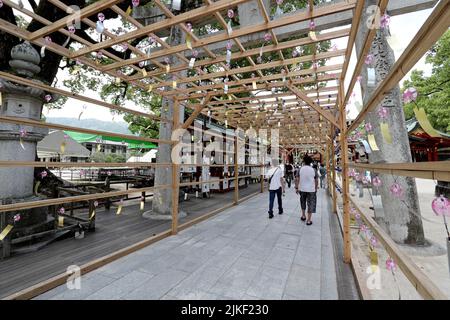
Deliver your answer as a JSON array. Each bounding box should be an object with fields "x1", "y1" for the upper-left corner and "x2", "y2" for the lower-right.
[{"x1": 64, "y1": 131, "x2": 157, "y2": 149}]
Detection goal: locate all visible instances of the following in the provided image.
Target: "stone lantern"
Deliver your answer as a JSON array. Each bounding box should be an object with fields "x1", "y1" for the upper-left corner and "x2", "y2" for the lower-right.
[{"x1": 0, "y1": 41, "x2": 52, "y2": 247}]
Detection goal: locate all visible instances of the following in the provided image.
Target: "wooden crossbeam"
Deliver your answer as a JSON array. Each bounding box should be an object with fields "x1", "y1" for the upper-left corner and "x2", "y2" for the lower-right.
[
  {"x1": 288, "y1": 85, "x2": 340, "y2": 128},
  {"x1": 95, "y1": 2, "x2": 355, "y2": 70},
  {"x1": 71, "y1": 0, "x2": 253, "y2": 58},
  {"x1": 28, "y1": 0, "x2": 124, "y2": 41}
]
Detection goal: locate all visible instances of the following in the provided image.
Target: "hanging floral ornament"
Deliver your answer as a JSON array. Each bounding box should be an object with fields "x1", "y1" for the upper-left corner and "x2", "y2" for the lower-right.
[
  {"x1": 40, "y1": 36, "x2": 52, "y2": 58},
  {"x1": 275, "y1": 0, "x2": 284, "y2": 18},
  {"x1": 309, "y1": 20, "x2": 317, "y2": 41},
  {"x1": 372, "y1": 176, "x2": 382, "y2": 188},
  {"x1": 432, "y1": 195, "x2": 450, "y2": 217},
  {"x1": 390, "y1": 182, "x2": 403, "y2": 198},
  {"x1": 365, "y1": 122, "x2": 373, "y2": 133},
  {"x1": 386, "y1": 257, "x2": 397, "y2": 272},
  {"x1": 96, "y1": 13, "x2": 105, "y2": 34},
  {"x1": 63, "y1": 25, "x2": 76, "y2": 47},
  {"x1": 0, "y1": 0, "x2": 3, "y2": 8},
  {"x1": 58, "y1": 207, "x2": 65, "y2": 215},
  {"x1": 281, "y1": 68, "x2": 287, "y2": 82},
  {"x1": 132, "y1": 0, "x2": 140, "y2": 7},
  {"x1": 40, "y1": 171, "x2": 48, "y2": 179},
  {"x1": 380, "y1": 14, "x2": 391, "y2": 29},
  {"x1": 18, "y1": 128, "x2": 27, "y2": 150},
  {"x1": 226, "y1": 41, "x2": 232, "y2": 66},
  {"x1": 378, "y1": 106, "x2": 389, "y2": 120},
  {"x1": 189, "y1": 49, "x2": 198, "y2": 69},
  {"x1": 164, "y1": 57, "x2": 170, "y2": 73},
  {"x1": 227, "y1": 9, "x2": 234, "y2": 35},
  {"x1": 185, "y1": 22, "x2": 193, "y2": 50},
  {"x1": 116, "y1": 199, "x2": 124, "y2": 215},
  {"x1": 402, "y1": 87, "x2": 418, "y2": 104},
  {"x1": 432, "y1": 195, "x2": 450, "y2": 239},
  {"x1": 44, "y1": 94, "x2": 52, "y2": 103},
  {"x1": 140, "y1": 195, "x2": 145, "y2": 210},
  {"x1": 370, "y1": 235, "x2": 378, "y2": 248},
  {"x1": 223, "y1": 77, "x2": 229, "y2": 94},
  {"x1": 251, "y1": 73, "x2": 257, "y2": 90},
  {"x1": 172, "y1": 74, "x2": 177, "y2": 89},
  {"x1": 365, "y1": 54, "x2": 375, "y2": 65}
]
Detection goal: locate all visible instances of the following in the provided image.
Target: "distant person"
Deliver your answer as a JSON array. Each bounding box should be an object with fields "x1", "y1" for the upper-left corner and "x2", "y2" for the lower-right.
[
  {"x1": 319, "y1": 163, "x2": 327, "y2": 189},
  {"x1": 295, "y1": 155, "x2": 318, "y2": 226},
  {"x1": 284, "y1": 162, "x2": 294, "y2": 188},
  {"x1": 266, "y1": 159, "x2": 285, "y2": 219}
]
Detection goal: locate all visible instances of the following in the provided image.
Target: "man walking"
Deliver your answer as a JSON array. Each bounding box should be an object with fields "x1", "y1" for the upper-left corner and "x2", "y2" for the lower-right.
[
  {"x1": 295, "y1": 155, "x2": 318, "y2": 226},
  {"x1": 319, "y1": 163, "x2": 327, "y2": 189},
  {"x1": 266, "y1": 159, "x2": 285, "y2": 219},
  {"x1": 285, "y1": 162, "x2": 294, "y2": 188}
]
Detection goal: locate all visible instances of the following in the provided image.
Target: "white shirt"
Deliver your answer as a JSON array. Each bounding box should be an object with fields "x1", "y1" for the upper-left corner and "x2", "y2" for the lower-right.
[
  {"x1": 297, "y1": 165, "x2": 318, "y2": 192},
  {"x1": 266, "y1": 166, "x2": 283, "y2": 190}
]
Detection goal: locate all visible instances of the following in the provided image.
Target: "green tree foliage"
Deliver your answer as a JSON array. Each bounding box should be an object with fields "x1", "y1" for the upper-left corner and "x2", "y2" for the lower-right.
[{"x1": 402, "y1": 30, "x2": 450, "y2": 133}]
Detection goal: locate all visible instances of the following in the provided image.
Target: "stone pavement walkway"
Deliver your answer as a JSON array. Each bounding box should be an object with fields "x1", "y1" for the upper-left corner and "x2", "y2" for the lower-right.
[{"x1": 36, "y1": 187, "x2": 341, "y2": 300}]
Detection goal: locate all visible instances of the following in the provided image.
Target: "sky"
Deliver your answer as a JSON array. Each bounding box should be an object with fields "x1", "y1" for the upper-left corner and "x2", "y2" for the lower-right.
[{"x1": 44, "y1": 5, "x2": 436, "y2": 123}]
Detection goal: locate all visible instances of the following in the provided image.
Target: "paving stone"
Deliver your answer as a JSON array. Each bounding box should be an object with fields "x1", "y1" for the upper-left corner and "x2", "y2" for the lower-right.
[
  {"x1": 284, "y1": 264, "x2": 321, "y2": 300},
  {"x1": 263, "y1": 247, "x2": 296, "y2": 271},
  {"x1": 246, "y1": 265, "x2": 290, "y2": 300}
]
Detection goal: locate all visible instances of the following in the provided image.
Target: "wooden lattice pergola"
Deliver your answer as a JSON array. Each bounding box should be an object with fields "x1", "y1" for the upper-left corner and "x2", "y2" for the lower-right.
[{"x1": 0, "y1": 0, "x2": 449, "y2": 300}]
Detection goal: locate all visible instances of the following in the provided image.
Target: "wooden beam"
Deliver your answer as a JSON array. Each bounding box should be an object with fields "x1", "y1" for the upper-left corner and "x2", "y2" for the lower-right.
[
  {"x1": 94, "y1": 1, "x2": 355, "y2": 69},
  {"x1": 71, "y1": 0, "x2": 253, "y2": 58},
  {"x1": 181, "y1": 95, "x2": 212, "y2": 130},
  {"x1": 288, "y1": 85, "x2": 340, "y2": 128},
  {"x1": 28, "y1": 0, "x2": 124, "y2": 40}
]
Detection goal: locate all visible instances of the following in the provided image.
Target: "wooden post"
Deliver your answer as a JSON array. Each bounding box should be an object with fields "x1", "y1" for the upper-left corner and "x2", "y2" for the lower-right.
[
  {"x1": 0, "y1": 208, "x2": 11, "y2": 259},
  {"x1": 325, "y1": 138, "x2": 331, "y2": 192},
  {"x1": 330, "y1": 126, "x2": 338, "y2": 214},
  {"x1": 234, "y1": 135, "x2": 239, "y2": 204},
  {"x1": 105, "y1": 176, "x2": 111, "y2": 210},
  {"x1": 339, "y1": 84, "x2": 351, "y2": 263},
  {"x1": 171, "y1": 100, "x2": 180, "y2": 235}
]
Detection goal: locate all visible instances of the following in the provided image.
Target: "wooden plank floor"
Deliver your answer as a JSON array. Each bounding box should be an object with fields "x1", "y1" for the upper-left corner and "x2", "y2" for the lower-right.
[{"x1": 0, "y1": 184, "x2": 261, "y2": 298}]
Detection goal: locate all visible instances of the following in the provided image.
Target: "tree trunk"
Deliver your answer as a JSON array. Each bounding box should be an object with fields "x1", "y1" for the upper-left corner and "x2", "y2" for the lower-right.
[
  {"x1": 355, "y1": 0, "x2": 425, "y2": 245},
  {"x1": 149, "y1": 25, "x2": 186, "y2": 218}
]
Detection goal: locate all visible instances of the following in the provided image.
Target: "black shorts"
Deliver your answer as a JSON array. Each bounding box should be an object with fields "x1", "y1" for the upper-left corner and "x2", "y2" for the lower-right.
[{"x1": 300, "y1": 192, "x2": 317, "y2": 213}]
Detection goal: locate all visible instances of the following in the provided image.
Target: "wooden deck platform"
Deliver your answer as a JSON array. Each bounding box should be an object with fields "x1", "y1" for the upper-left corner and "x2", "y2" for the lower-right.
[{"x1": 0, "y1": 184, "x2": 260, "y2": 298}]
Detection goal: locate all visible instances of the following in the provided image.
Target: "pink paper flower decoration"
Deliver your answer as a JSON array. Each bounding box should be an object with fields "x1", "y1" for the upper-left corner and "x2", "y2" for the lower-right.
[
  {"x1": 292, "y1": 50, "x2": 299, "y2": 58},
  {"x1": 94, "y1": 201, "x2": 99, "y2": 207},
  {"x1": 19, "y1": 129, "x2": 27, "y2": 137},
  {"x1": 13, "y1": 214, "x2": 21, "y2": 222},
  {"x1": 372, "y1": 176, "x2": 382, "y2": 188},
  {"x1": 68, "y1": 25, "x2": 76, "y2": 33},
  {"x1": 97, "y1": 13, "x2": 105, "y2": 22},
  {"x1": 355, "y1": 213, "x2": 361, "y2": 220},
  {"x1": 0, "y1": 0, "x2": 3, "y2": 8},
  {"x1": 276, "y1": 0, "x2": 283, "y2": 5},
  {"x1": 227, "y1": 9, "x2": 234, "y2": 19},
  {"x1": 309, "y1": 20, "x2": 316, "y2": 30},
  {"x1": 370, "y1": 236, "x2": 378, "y2": 247},
  {"x1": 132, "y1": 0, "x2": 139, "y2": 7},
  {"x1": 365, "y1": 54, "x2": 374, "y2": 65},
  {"x1": 356, "y1": 75, "x2": 362, "y2": 83},
  {"x1": 378, "y1": 107, "x2": 389, "y2": 119},
  {"x1": 186, "y1": 22, "x2": 192, "y2": 32},
  {"x1": 44, "y1": 94, "x2": 52, "y2": 102},
  {"x1": 365, "y1": 122, "x2": 373, "y2": 132},
  {"x1": 380, "y1": 14, "x2": 391, "y2": 29},
  {"x1": 226, "y1": 41, "x2": 232, "y2": 50},
  {"x1": 59, "y1": 207, "x2": 65, "y2": 214},
  {"x1": 386, "y1": 257, "x2": 396, "y2": 271},
  {"x1": 44, "y1": 36, "x2": 52, "y2": 44},
  {"x1": 431, "y1": 195, "x2": 450, "y2": 217},
  {"x1": 264, "y1": 33, "x2": 272, "y2": 42},
  {"x1": 107, "y1": 171, "x2": 112, "y2": 176},
  {"x1": 390, "y1": 182, "x2": 403, "y2": 198},
  {"x1": 403, "y1": 87, "x2": 418, "y2": 103},
  {"x1": 360, "y1": 225, "x2": 368, "y2": 233},
  {"x1": 40, "y1": 171, "x2": 48, "y2": 178}
]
